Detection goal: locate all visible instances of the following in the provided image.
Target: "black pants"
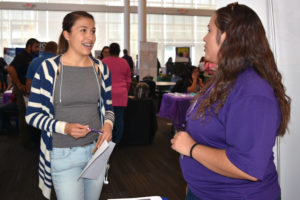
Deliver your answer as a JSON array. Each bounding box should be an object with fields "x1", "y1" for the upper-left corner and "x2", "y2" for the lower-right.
[{"x1": 13, "y1": 86, "x2": 35, "y2": 144}]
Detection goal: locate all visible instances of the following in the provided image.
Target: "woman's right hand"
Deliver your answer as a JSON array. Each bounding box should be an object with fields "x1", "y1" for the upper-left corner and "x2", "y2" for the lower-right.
[{"x1": 64, "y1": 123, "x2": 89, "y2": 139}]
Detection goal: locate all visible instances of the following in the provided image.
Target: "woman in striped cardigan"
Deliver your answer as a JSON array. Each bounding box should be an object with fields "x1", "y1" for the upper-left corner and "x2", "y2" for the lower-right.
[{"x1": 25, "y1": 11, "x2": 114, "y2": 200}]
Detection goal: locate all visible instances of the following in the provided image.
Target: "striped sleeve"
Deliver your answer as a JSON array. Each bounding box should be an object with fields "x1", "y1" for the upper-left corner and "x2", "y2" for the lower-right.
[
  {"x1": 101, "y1": 62, "x2": 114, "y2": 126},
  {"x1": 25, "y1": 60, "x2": 67, "y2": 135}
]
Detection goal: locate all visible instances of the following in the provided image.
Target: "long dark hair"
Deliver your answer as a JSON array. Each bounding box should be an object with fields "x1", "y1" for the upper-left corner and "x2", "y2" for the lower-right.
[
  {"x1": 58, "y1": 11, "x2": 94, "y2": 54},
  {"x1": 99, "y1": 46, "x2": 109, "y2": 60},
  {"x1": 196, "y1": 3, "x2": 290, "y2": 136}
]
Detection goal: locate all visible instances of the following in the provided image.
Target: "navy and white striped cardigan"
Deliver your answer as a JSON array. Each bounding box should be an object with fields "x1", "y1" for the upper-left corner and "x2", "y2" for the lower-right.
[{"x1": 25, "y1": 55, "x2": 114, "y2": 199}]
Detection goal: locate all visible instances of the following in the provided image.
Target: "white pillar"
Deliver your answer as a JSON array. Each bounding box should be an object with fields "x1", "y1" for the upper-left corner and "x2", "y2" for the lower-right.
[
  {"x1": 124, "y1": 0, "x2": 130, "y2": 54},
  {"x1": 272, "y1": 0, "x2": 300, "y2": 199},
  {"x1": 138, "y1": 0, "x2": 146, "y2": 69}
]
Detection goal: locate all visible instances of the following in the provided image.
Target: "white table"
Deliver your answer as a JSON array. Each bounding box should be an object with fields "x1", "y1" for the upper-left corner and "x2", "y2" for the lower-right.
[{"x1": 155, "y1": 81, "x2": 176, "y2": 86}]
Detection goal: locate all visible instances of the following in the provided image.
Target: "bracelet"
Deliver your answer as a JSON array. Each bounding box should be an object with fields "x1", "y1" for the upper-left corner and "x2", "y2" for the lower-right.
[{"x1": 190, "y1": 143, "x2": 199, "y2": 159}]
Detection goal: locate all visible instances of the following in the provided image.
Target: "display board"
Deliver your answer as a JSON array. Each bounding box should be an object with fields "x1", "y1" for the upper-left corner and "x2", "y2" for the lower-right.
[{"x1": 139, "y1": 42, "x2": 157, "y2": 80}]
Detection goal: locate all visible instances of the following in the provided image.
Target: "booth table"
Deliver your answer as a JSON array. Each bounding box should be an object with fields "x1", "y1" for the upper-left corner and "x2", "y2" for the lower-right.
[
  {"x1": 158, "y1": 93, "x2": 194, "y2": 130},
  {"x1": 155, "y1": 81, "x2": 176, "y2": 93},
  {"x1": 155, "y1": 81, "x2": 176, "y2": 86}
]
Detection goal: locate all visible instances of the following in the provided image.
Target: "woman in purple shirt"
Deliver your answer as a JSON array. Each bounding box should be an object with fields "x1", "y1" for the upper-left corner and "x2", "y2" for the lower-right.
[{"x1": 171, "y1": 3, "x2": 291, "y2": 200}]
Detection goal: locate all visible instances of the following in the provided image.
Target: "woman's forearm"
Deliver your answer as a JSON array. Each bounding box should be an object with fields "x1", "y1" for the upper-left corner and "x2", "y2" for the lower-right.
[
  {"x1": 187, "y1": 78, "x2": 197, "y2": 93},
  {"x1": 192, "y1": 144, "x2": 258, "y2": 181},
  {"x1": 8, "y1": 66, "x2": 25, "y2": 91}
]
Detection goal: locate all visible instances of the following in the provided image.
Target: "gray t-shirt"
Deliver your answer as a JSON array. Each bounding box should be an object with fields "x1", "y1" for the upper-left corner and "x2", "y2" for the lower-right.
[{"x1": 53, "y1": 65, "x2": 101, "y2": 148}]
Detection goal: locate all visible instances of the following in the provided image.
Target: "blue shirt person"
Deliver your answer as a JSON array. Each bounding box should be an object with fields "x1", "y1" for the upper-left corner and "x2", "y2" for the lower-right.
[{"x1": 25, "y1": 41, "x2": 57, "y2": 93}]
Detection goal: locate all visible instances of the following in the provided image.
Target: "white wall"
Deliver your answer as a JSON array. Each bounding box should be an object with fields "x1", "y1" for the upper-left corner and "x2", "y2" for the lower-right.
[
  {"x1": 273, "y1": 0, "x2": 300, "y2": 199},
  {"x1": 215, "y1": 0, "x2": 270, "y2": 36},
  {"x1": 216, "y1": 1, "x2": 300, "y2": 199}
]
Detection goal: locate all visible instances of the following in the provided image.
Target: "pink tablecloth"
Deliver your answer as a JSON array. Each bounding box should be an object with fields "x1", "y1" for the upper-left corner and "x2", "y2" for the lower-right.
[{"x1": 158, "y1": 93, "x2": 194, "y2": 129}]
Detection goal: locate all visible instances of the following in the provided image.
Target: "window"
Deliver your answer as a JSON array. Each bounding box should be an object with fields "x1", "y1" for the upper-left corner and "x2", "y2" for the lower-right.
[{"x1": 0, "y1": 1, "x2": 214, "y2": 66}]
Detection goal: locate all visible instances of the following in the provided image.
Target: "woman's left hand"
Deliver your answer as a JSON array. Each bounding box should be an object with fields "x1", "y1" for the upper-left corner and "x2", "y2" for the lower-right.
[
  {"x1": 93, "y1": 122, "x2": 113, "y2": 153},
  {"x1": 171, "y1": 131, "x2": 196, "y2": 156}
]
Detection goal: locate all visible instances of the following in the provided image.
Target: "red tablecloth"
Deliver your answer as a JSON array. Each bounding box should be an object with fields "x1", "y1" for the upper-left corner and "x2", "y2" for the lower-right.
[{"x1": 158, "y1": 93, "x2": 194, "y2": 129}]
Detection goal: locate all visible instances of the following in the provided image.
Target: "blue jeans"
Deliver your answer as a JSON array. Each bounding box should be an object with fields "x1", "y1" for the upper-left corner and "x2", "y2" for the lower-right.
[
  {"x1": 50, "y1": 142, "x2": 106, "y2": 200},
  {"x1": 112, "y1": 106, "x2": 125, "y2": 143}
]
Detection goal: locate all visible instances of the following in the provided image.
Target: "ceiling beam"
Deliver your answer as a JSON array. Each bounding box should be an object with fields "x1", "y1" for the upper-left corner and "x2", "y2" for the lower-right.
[{"x1": 0, "y1": 2, "x2": 214, "y2": 16}]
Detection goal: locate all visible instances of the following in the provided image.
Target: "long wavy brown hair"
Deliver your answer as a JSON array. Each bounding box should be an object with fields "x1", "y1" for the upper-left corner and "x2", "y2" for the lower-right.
[{"x1": 195, "y1": 3, "x2": 290, "y2": 136}]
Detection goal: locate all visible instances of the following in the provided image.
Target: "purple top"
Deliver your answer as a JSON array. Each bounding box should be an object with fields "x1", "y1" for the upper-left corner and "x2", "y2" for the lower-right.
[{"x1": 180, "y1": 67, "x2": 281, "y2": 200}]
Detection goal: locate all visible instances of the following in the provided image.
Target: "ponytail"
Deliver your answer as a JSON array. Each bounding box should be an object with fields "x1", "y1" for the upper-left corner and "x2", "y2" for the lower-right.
[{"x1": 58, "y1": 32, "x2": 68, "y2": 54}]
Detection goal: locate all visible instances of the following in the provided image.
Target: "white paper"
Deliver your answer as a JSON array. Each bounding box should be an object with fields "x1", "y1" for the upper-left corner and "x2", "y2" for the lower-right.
[
  {"x1": 23, "y1": 95, "x2": 29, "y2": 107},
  {"x1": 108, "y1": 196, "x2": 163, "y2": 200},
  {"x1": 78, "y1": 140, "x2": 115, "y2": 180}
]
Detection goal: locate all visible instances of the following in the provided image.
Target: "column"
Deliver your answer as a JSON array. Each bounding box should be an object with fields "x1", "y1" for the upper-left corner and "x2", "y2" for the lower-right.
[
  {"x1": 124, "y1": 0, "x2": 130, "y2": 53},
  {"x1": 138, "y1": 0, "x2": 146, "y2": 69}
]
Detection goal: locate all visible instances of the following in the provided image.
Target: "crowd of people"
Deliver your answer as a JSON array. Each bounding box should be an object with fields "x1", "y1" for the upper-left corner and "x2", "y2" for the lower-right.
[{"x1": 0, "y1": 3, "x2": 291, "y2": 200}]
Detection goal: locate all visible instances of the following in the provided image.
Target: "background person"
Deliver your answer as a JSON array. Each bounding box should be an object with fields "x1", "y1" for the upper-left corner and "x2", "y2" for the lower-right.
[
  {"x1": 197, "y1": 56, "x2": 205, "y2": 72},
  {"x1": 122, "y1": 49, "x2": 134, "y2": 74},
  {"x1": 171, "y1": 66, "x2": 203, "y2": 93},
  {"x1": 0, "y1": 57, "x2": 8, "y2": 93},
  {"x1": 7, "y1": 38, "x2": 39, "y2": 146},
  {"x1": 24, "y1": 41, "x2": 57, "y2": 146},
  {"x1": 25, "y1": 11, "x2": 114, "y2": 200},
  {"x1": 25, "y1": 41, "x2": 58, "y2": 93},
  {"x1": 171, "y1": 3, "x2": 290, "y2": 200},
  {"x1": 99, "y1": 46, "x2": 110, "y2": 60},
  {"x1": 203, "y1": 61, "x2": 217, "y2": 77},
  {"x1": 102, "y1": 43, "x2": 131, "y2": 143},
  {"x1": 165, "y1": 57, "x2": 174, "y2": 76},
  {"x1": 186, "y1": 67, "x2": 203, "y2": 93}
]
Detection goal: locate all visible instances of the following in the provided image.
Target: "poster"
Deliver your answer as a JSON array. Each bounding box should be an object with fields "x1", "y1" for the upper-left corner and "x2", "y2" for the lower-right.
[
  {"x1": 139, "y1": 42, "x2": 157, "y2": 81},
  {"x1": 3, "y1": 48, "x2": 15, "y2": 65}
]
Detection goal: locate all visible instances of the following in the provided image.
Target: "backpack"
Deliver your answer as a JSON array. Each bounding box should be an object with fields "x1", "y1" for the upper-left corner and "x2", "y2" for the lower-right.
[{"x1": 134, "y1": 82, "x2": 150, "y2": 99}]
